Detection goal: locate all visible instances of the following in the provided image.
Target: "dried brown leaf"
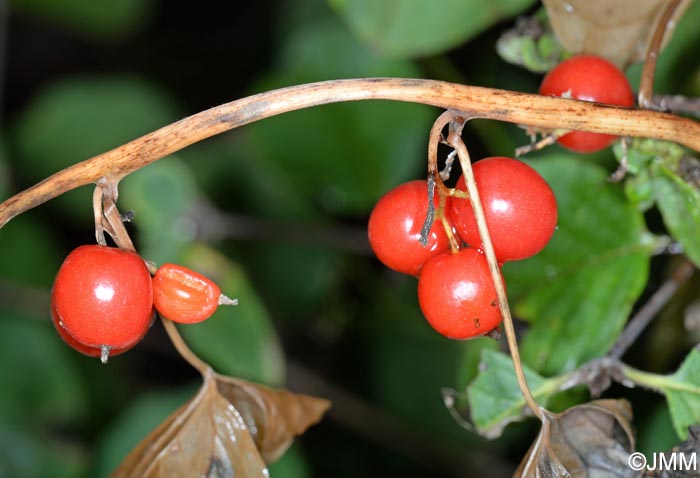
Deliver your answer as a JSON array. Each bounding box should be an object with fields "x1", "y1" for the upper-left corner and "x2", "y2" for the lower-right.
[
  {"x1": 216, "y1": 373, "x2": 332, "y2": 463},
  {"x1": 113, "y1": 369, "x2": 331, "y2": 478},
  {"x1": 515, "y1": 399, "x2": 640, "y2": 478},
  {"x1": 542, "y1": 0, "x2": 692, "y2": 67}
]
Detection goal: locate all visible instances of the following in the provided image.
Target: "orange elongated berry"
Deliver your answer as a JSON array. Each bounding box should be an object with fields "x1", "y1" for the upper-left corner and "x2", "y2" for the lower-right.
[{"x1": 153, "y1": 263, "x2": 231, "y2": 324}]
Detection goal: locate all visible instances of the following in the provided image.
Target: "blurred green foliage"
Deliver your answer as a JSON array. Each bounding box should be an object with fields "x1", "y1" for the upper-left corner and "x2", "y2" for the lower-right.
[
  {"x1": 10, "y1": 0, "x2": 154, "y2": 40},
  {"x1": 2, "y1": 0, "x2": 700, "y2": 476},
  {"x1": 327, "y1": 0, "x2": 537, "y2": 58}
]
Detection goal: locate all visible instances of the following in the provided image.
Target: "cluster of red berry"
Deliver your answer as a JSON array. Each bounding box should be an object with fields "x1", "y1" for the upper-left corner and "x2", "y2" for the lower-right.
[
  {"x1": 368, "y1": 54, "x2": 634, "y2": 340},
  {"x1": 368, "y1": 157, "x2": 557, "y2": 340},
  {"x1": 50, "y1": 245, "x2": 230, "y2": 362}
]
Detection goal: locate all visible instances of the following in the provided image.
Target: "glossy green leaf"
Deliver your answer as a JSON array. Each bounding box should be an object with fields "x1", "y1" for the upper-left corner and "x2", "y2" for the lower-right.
[
  {"x1": 0, "y1": 313, "x2": 86, "y2": 425},
  {"x1": 505, "y1": 155, "x2": 651, "y2": 375},
  {"x1": 467, "y1": 349, "x2": 564, "y2": 438},
  {"x1": 175, "y1": 244, "x2": 285, "y2": 386},
  {"x1": 327, "y1": 0, "x2": 537, "y2": 58},
  {"x1": 250, "y1": 19, "x2": 432, "y2": 215},
  {"x1": 454, "y1": 337, "x2": 499, "y2": 392},
  {"x1": 11, "y1": 0, "x2": 154, "y2": 40}
]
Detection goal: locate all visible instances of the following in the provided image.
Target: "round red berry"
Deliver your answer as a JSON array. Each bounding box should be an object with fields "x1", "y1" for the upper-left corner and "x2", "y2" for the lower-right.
[
  {"x1": 51, "y1": 304, "x2": 151, "y2": 359},
  {"x1": 51, "y1": 245, "x2": 153, "y2": 357},
  {"x1": 153, "y1": 263, "x2": 222, "y2": 324},
  {"x1": 417, "y1": 249, "x2": 502, "y2": 339},
  {"x1": 539, "y1": 54, "x2": 634, "y2": 152},
  {"x1": 448, "y1": 157, "x2": 557, "y2": 262},
  {"x1": 368, "y1": 180, "x2": 451, "y2": 276}
]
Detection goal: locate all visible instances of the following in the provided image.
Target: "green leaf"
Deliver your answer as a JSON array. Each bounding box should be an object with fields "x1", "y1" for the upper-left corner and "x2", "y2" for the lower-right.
[
  {"x1": 624, "y1": 349, "x2": 700, "y2": 440},
  {"x1": 11, "y1": 0, "x2": 154, "y2": 40},
  {"x1": 666, "y1": 349, "x2": 700, "y2": 439},
  {"x1": 175, "y1": 244, "x2": 285, "y2": 386},
  {"x1": 505, "y1": 155, "x2": 651, "y2": 375},
  {"x1": 250, "y1": 18, "x2": 432, "y2": 215},
  {"x1": 611, "y1": 139, "x2": 700, "y2": 266},
  {"x1": 467, "y1": 349, "x2": 564, "y2": 438},
  {"x1": 327, "y1": 0, "x2": 537, "y2": 58},
  {"x1": 651, "y1": 160, "x2": 700, "y2": 267},
  {"x1": 496, "y1": 9, "x2": 566, "y2": 73}
]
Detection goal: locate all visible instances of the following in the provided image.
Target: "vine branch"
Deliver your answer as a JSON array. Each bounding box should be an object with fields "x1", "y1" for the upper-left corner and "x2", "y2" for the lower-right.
[
  {"x1": 638, "y1": 0, "x2": 683, "y2": 109},
  {"x1": 446, "y1": 124, "x2": 543, "y2": 421},
  {"x1": 161, "y1": 317, "x2": 211, "y2": 376},
  {"x1": 2, "y1": 78, "x2": 700, "y2": 229}
]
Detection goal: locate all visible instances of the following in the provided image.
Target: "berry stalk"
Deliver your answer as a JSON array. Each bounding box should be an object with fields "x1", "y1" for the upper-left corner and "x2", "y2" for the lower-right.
[{"x1": 446, "y1": 121, "x2": 544, "y2": 421}]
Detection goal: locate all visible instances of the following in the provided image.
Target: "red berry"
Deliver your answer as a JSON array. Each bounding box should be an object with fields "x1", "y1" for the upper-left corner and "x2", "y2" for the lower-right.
[
  {"x1": 153, "y1": 263, "x2": 222, "y2": 324},
  {"x1": 368, "y1": 180, "x2": 451, "y2": 276},
  {"x1": 417, "y1": 249, "x2": 502, "y2": 339},
  {"x1": 51, "y1": 304, "x2": 151, "y2": 359},
  {"x1": 51, "y1": 245, "x2": 153, "y2": 360},
  {"x1": 449, "y1": 157, "x2": 557, "y2": 262},
  {"x1": 539, "y1": 54, "x2": 634, "y2": 152}
]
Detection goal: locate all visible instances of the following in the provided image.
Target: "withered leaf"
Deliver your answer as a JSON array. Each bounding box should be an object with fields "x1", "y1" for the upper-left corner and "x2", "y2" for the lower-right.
[
  {"x1": 542, "y1": 0, "x2": 692, "y2": 67},
  {"x1": 515, "y1": 399, "x2": 639, "y2": 478},
  {"x1": 113, "y1": 369, "x2": 331, "y2": 478}
]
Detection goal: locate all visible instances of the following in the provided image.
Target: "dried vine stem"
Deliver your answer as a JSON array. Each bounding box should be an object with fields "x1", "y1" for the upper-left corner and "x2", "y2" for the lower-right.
[
  {"x1": 421, "y1": 111, "x2": 462, "y2": 252},
  {"x1": 445, "y1": 123, "x2": 543, "y2": 421},
  {"x1": 638, "y1": 0, "x2": 683, "y2": 109},
  {"x1": 161, "y1": 316, "x2": 211, "y2": 376},
  {"x1": 2, "y1": 78, "x2": 700, "y2": 229}
]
